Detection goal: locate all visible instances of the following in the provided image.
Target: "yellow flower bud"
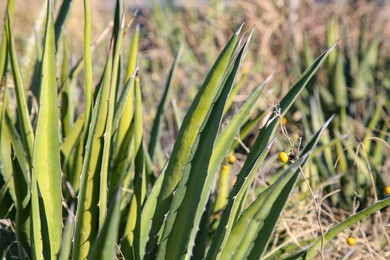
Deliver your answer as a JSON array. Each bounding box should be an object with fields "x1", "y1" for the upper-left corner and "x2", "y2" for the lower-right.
[
  {"x1": 281, "y1": 116, "x2": 287, "y2": 126},
  {"x1": 242, "y1": 65, "x2": 250, "y2": 75},
  {"x1": 346, "y1": 237, "x2": 356, "y2": 246},
  {"x1": 228, "y1": 154, "x2": 236, "y2": 164},
  {"x1": 385, "y1": 185, "x2": 390, "y2": 195},
  {"x1": 221, "y1": 165, "x2": 230, "y2": 171},
  {"x1": 278, "y1": 152, "x2": 289, "y2": 163}
]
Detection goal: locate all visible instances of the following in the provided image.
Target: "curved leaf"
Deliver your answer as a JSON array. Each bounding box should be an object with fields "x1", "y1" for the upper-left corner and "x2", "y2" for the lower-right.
[
  {"x1": 146, "y1": 23, "x2": 243, "y2": 257},
  {"x1": 31, "y1": 0, "x2": 62, "y2": 258}
]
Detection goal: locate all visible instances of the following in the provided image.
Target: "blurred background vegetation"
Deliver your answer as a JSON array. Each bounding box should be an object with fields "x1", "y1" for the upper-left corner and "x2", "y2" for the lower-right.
[{"x1": 1, "y1": 0, "x2": 389, "y2": 258}]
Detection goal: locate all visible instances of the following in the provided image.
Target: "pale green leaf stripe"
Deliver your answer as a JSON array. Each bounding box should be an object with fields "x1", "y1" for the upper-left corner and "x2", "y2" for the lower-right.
[
  {"x1": 148, "y1": 43, "x2": 183, "y2": 160},
  {"x1": 31, "y1": 0, "x2": 62, "y2": 258},
  {"x1": 303, "y1": 196, "x2": 390, "y2": 259},
  {"x1": 88, "y1": 190, "x2": 122, "y2": 260},
  {"x1": 73, "y1": 47, "x2": 113, "y2": 260},
  {"x1": 146, "y1": 23, "x2": 242, "y2": 256},
  {"x1": 7, "y1": 13, "x2": 35, "y2": 163}
]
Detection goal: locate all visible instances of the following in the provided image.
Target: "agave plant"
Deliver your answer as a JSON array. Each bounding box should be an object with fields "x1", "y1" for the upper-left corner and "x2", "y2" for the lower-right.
[{"x1": 1, "y1": 0, "x2": 390, "y2": 259}]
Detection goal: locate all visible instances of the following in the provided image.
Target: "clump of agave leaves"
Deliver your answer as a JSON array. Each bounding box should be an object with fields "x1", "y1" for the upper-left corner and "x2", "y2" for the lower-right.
[{"x1": 1, "y1": 0, "x2": 390, "y2": 259}]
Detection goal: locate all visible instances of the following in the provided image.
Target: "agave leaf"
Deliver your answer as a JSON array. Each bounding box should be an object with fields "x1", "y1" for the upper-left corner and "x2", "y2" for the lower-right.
[
  {"x1": 60, "y1": 112, "x2": 84, "y2": 193},
  {"x1": 207, "y1": 44, "x2": 336, "y2": 260},
  {"x1": 60, "y1": 36, "x2": 73, "y2": 138},
  {"x1": 139, "y1": 170, "x2": 165, "y2": 258},
  {"x1": 121, "y1": 171, "x2": 143, "y2": 260},
  {"x1": 0, "y1": 112, "x2": 15, "y2": 221},
  {"x1": 332, "y1": 54, "x2": 347, "y2": 108},
  {"x1": 222, "y1": 116, "x2": 333, "y2": 259},
  {"x1": 58, "y1": 205, "x2": 75, "y2": 260},
  {"x1": 146, "y1": 23, "x2": 243, "y2": 257},
  {"x1": 133, "y1": 76, "x2": 146, "y2": 204},
  {"x1": 303, "y1": 196, "x2": 390, "y2": 259},
  {"x1": 6, "y1": 13, "x2": 35, "y2": 163},
  {"x1": 223, "y1": 155, "x2": 308, "y2": 259},
  {"x1": 54, "y1": 0, "x2": 73, "y2": 45},
  {"x1": 156, "y1": 38, "x2": 245, "y2": 260},
  {"x1": 5, "y1": 110, "x2": 31, "y2": 257},
  {"x1": 0, "y1": 76, "x2": 14, "y2": 204},
  {"x1": 112, "y1": 73, "x2": 136, "y2": 134},
  {"x1": 88, "y1": 190, "x2": 122, "y2": 260},
  {"x1": 191, "y1": 199, "x2": 213, "y2": 259},
  {"x1": 30, "y1": 178, "x2": 42, "y2": 259},
  {"x1": 108, "y1": 68, "x2": 138, "y2": 197},
  {"x1": 309, "y1": 89, "x2": 336, "y2": 177},
  {"x1": 209, "y1": 74, "x2": 272, "y2": 180},
  {"x1": 223, "y1": 66, "x2": 249, "y2": 115},
  {"x1": 0, "y1": 228, "x2": 19, "y2": 258},
  {"x1": 109, "y1": 25, "x2": 140, "y2": 193},
  {"x1": 0, "y1": 4, "x2": 8, "y2": 83},
  {"x1": 73, "y1": 44, "x2": 113, "y2": 260},
  {"x1": 113, "y1": 24, "x2": 139, "y2": 152},
  {"x1": 206, "y1": 139, "x2": 274, "y2": 260},
  {"x1": 99, "y1": 12, "x2": 125, "y2": 229},
  {"x1": 82, "y1": 0, "x2": 93, "y2": 135},
  {"x1": 20, "y1": 1, "x2": 46, "y2": 93},
  {"x1": 30, "y1": 1, "x2": 62, "y2": 258},
  {"x1": 60, "y1": 114, "x2": 84, "y2": 158},
  {"x1": 148, "y1": 43, "x2": 183, "y2": 160},
  {"x1": 326, "y1": 17, "x2": 339, "y2": 71},
  {"x1": 121, "y1": 76, "x2": 147, "y2": 260}
]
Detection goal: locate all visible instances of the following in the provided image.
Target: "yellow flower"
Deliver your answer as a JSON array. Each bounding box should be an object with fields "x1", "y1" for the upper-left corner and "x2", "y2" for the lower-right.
[
  {"x1": 385, "y1": 185, "x2": 390, "y2": 195},
  {"x1": 346, "y1": 236, "x2": 356, "y2": 246},
  {"x1": 228, "y1": 154, "x2": 236, "y2": 164},
  {"x1": 281, "y1": 116, "x2": 287, "y2": 126},
  {"x1": 221, "y1": 165, "x2": 230, "y2": 171},
  {"x1": 242, "y1": 65, "x2": 250, "y2": 75},
  {"x1": 278, "y1": 152, "x2": 289, "y2": 163}
]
